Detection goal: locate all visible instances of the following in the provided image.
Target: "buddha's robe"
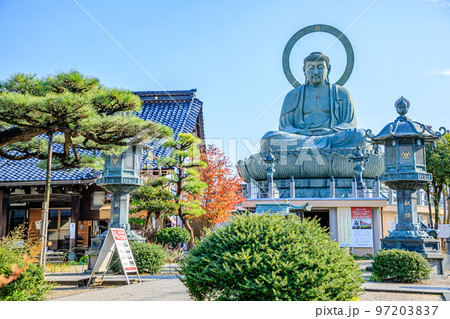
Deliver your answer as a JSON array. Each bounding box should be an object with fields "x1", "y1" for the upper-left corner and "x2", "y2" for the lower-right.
[{"x1": 261, "y1": 83, "x2": 368, "y2": 151}]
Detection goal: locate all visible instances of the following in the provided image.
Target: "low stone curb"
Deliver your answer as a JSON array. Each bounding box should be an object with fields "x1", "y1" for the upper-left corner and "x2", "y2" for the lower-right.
[{"x1": 363, "y1": 282, "x2": 450, "y2": 301}]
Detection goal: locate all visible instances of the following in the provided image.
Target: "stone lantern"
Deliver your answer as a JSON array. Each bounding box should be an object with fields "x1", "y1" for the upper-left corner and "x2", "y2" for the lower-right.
[
  {"x1": 366, "y1": 97, "x2": 446, "y2": 256},
  {"x1": 91, "y1": 144, "x2": 146, "y2": 249},
  {"x1": 348, "y1": 146, "x2": 370, "y2": 197},
  {"x1": 264, "y1": 149, "x2": 277, "y2": 198}
]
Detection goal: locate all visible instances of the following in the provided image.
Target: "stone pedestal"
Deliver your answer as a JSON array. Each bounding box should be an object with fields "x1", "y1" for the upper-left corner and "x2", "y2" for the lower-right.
[
  {"x1": 421, "y1": 252, "x2": 446, "y2": 276},
  {"x1": 381, "y1": 235, "x2": 440, "y2": 253},
  {"x1": 381, "y1": 189, "x2": 441, "y2": 255},
  {"x1": 238, "y1": 148, "x2": 384, "y2": 185}
]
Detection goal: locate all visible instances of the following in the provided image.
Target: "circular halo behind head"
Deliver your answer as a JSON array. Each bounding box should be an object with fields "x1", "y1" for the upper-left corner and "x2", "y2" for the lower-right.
[{"x1": 282, "y1": 24, "x2": 354, "y2": 87}]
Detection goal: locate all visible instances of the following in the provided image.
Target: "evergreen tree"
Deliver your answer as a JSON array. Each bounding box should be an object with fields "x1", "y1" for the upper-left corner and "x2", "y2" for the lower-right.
[
  {"x1": 0, "y1": 71, "x2": 172, "y2": 264},
  {"x1": 425, "y1": 133, "x2": 450, "y2": 228},
  {"x1": 130, "y1": 177, "x2": 177, "y2": 242},
  {"x1": 158, "y1": 133, "x2": 207, "y2": 248}
]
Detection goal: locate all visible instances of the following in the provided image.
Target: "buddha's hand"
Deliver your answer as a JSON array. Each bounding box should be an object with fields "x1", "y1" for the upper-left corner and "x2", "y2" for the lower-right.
[
  {"x1": 307, "y1": 128, "x2": 333, "y2": 136},
  {"x1": 283, "y1": 128, "x2": 302, "y2": 134}
]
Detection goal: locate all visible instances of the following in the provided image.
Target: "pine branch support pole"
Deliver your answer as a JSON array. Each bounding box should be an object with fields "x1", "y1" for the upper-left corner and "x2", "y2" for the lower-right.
[{"x1": 39, "y1": 133, "x2": 53, "y2": 267}]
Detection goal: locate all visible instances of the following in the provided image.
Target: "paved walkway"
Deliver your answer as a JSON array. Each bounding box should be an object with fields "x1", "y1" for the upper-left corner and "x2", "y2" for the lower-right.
[
  {"x1": 50, "y1": 275, "x2": 192, "y2": 301},
  {"x1": 47, "y1": 272, "x2": 450, "y2": 301}
]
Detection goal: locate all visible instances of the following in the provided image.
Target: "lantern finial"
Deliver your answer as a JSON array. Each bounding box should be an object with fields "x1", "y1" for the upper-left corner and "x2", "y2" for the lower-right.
[{"x1": 394, "y1": 96, "x2": 410, "y2": 116}]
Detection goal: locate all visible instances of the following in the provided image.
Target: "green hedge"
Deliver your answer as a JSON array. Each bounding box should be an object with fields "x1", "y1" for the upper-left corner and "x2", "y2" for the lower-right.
[
  {"x1": 110, "y1": 241, "x2": 165, "y2": 274},
  {"x1": 179, "y1": 214, "x2": 364, "y2": 301},
  {"x1": 370, "y1": 249, "x2": 432, "y2": 282},
  {"x1": 155, "y1": 227, "x2": 190, "y2": 249}
]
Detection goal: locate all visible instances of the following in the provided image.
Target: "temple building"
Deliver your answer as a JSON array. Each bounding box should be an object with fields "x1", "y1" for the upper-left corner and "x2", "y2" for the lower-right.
[{"x1": 0, "y1": 89, "x2": 205, "y2": 254}]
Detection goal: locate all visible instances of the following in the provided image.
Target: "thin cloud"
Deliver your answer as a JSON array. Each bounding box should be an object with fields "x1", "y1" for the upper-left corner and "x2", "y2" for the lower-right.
[
  {"x1": 423, "y1": 0, "x2": 450, "y2": 6},
  {"x1": 426, "y1": 69, "x2": 450, "y2": 76}
]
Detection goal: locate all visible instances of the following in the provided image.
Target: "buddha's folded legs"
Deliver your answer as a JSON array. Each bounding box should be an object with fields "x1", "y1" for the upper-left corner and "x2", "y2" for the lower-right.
[{"x1": 260, "y1": 128, "x2": 369, "y2": 152}]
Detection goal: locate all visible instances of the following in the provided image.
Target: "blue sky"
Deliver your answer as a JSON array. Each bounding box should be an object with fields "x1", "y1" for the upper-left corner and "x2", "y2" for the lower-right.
[{"x1": 1, "y1": 0, "x2": 449, "y2": 165}]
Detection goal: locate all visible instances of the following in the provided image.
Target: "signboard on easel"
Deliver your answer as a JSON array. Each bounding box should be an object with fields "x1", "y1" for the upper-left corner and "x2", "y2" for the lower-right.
[{"x1": 88, "y1": 228, "x2": 140, "y2": 286}]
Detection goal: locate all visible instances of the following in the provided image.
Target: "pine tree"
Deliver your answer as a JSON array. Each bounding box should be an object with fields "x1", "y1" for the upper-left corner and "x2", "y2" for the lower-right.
[
  {"x1": 0, "y1": 71, "x2": 172, "y2": 265},
  {"x1": 129, "y1": 177, "x2": 177, "y2": 242},
  {"x1": 158, "y1": 133, "x2": 207, "y2": 248}
]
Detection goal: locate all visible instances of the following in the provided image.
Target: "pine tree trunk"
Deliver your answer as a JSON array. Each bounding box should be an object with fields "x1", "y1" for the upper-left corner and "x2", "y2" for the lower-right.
[
  {"x1": 443, "y1": 187, "x2": 448, "y2": 226},
  {"x1": 426, "y1": 188, "x2": 434, "y2": 229},
  {"x1": 434, "y1": 185, "x2": 443, "y2": 229},
  {"x1": 445, "y1": 185, "x2": 450, "y2": 224},
  {"x1": 184, "y1": 220, "x2": 195, "y2": 249},
  {"x1": 39, "y1": 133, "x2": 53, "y2": 267},
  {"x1": 434, "y1": 199, "x2": 440, "y2": 229},
  {"x1": 144, "y1": 213, "x2": 150, "y2": 242},
  {"x1": 179, "y1": 211, "x2": 195, "y2": 249}
]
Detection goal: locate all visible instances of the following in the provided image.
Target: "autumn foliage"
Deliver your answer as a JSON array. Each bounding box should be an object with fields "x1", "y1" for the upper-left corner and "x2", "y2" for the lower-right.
[{"x1": 195, "y1": 145, "x2": 245, "y2": 224}]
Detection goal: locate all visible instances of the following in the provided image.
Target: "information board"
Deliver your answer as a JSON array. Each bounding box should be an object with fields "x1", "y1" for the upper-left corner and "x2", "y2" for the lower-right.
[
  {"x1": 112, "y1": 229, "x2": 138, "y2": 273},
  {"x1": 337, "y1": 207, "x2": 373, "y2": 248},
  {"x1": 88, "y1": 228, "x2": 140, "y2": 286},
  {"x1": 70, "y1": 223, "x2": 76, "y2": 239},
  {"x1": 351, "y1": 207, "x2": 373, "y2": 248}
]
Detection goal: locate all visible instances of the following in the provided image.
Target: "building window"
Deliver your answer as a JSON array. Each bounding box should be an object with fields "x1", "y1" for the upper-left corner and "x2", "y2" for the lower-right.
[
  {"x1": 91, "y1": 191, "x2": 106, "y2": 210},
  {"x1": 47, "y1": 209, "x2": 71, "y2": 251},
  {"x1": 8, "y1": 209, "x2": 28, "y2": 234}
]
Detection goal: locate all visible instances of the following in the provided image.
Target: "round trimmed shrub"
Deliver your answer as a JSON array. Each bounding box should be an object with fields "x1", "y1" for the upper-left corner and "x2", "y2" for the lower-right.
[
  {"x1": 155, "y1": 227, "x2": 190, "y2": 249},
  {"x1": 370, "y1": 249, "x2": 431, "y2": 282},
  {"x1": 111, "y1": 241, "x2": 165, "y2": 274},
  {"x1": 179, "y1": 214, "x2": 364, "y2": 301}
]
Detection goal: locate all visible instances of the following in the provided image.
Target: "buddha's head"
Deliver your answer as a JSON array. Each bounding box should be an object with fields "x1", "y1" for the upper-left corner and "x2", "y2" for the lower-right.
[{"x1": 303, "y1": 52, "x2": 330, "y2": 86}]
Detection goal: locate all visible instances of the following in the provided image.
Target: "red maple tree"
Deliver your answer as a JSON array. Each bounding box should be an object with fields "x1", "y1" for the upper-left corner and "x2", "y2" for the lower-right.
[{"x1": 194, "y1": 145, "x2": 245, "y2": 224}]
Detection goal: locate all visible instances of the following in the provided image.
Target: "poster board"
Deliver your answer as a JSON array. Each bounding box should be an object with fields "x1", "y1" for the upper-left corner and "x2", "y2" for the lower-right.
[
  {"x1": 337, "y1": 207, "x2": 352, "y2": 247},
  {"x1": 337, "y1": 207, "x2": 373, "y2": 248},
  {"x1": 69, "y1": 223, "x2": 76, "y2": 239},
  {"x1": 350, "y1": 207, "x2": 373, "y2": 248},
  {"x1": 438, "y1": 224, "x2": 450, "y2": 238},
  {"x1": 88, "y1": 228, "x2": 140, "y2": 286}
]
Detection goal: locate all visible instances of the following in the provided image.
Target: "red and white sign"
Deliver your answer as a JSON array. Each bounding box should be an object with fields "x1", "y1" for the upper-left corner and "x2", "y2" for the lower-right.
[
  {"x1": 88, "y1": 228, "x2": 140, "y2": 286},
  {"x1": 111, "y1": 228, "x2": 137, "y2": 272},
  {"x1": 112, "y1": 228, "x2": 128, "y2": 241},
  {"x1": 351, "y1": 207, "x2": 373, "y2": 248}
]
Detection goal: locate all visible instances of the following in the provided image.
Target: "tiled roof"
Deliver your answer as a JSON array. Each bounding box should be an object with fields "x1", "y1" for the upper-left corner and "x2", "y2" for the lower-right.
[
  {"x1": 0, "y1": 89, "x2": 203, "y2": 184},
  {"x1": 0, "y1": 158, "x2": 102, "y2": 184},
  {"x1": 135, "y1": 89, "x2": 203, "y2": 165}
]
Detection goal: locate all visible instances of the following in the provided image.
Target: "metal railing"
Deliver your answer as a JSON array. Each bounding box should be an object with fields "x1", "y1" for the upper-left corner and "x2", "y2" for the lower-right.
[{"x1": 243, "y1": 179, "x2": 432, "y2": 206}]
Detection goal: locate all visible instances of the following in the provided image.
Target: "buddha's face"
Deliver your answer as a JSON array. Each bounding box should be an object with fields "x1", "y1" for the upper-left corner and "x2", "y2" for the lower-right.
[{"x1": 304, "y1": 60, "x2": 328, "y2": 86}]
